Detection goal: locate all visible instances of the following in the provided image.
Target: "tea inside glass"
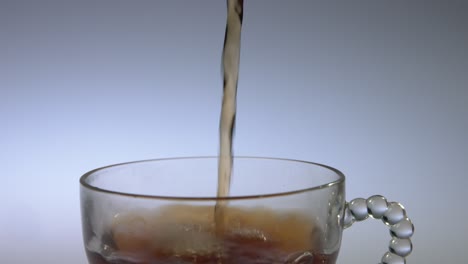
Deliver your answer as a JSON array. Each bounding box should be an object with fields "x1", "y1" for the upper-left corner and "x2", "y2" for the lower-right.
[{"x1": 80, "y1": 157, "x2": 345, "y2": 263}]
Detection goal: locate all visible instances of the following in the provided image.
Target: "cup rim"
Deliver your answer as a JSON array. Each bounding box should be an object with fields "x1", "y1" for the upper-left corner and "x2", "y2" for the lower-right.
[{"x1": 79, "y1": 156, "x2": 345, "y2": 201}]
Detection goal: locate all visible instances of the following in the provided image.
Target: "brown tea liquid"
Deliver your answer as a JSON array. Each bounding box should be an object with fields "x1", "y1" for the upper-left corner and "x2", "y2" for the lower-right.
[{"x1": 85, "y1": 205, "x2": 338, "y2": 264}]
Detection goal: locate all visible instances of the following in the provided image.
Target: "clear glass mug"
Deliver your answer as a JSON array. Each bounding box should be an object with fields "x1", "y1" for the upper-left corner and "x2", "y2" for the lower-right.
[{"x1": 80, "y1": 157, "x2": 414, "y2": 264}]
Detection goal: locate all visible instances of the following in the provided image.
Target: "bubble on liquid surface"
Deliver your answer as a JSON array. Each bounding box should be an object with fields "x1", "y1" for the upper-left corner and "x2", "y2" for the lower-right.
[
  {"x1": 113, "y1": 214, "x2": 220, "y2": 256},
  {"x1": 230, "y1": 227, "x2": 268, "y2": 241},
  {"x1": 153, "y1": 223, "x2": 220, "y2": 255}
]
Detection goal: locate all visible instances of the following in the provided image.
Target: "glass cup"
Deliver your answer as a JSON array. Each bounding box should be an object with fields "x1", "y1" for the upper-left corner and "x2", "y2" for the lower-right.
[{"x1": 80, "y1": 157, "x2": 413, "y2": 264}]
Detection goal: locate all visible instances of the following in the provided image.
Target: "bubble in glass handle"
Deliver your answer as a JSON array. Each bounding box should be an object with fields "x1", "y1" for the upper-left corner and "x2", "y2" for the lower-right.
[
  {"x1": 383, "y1": 202, "x2": 406, "y2": 226},
  {"x1": 390, "y1": 218, "x2": 414, "y2": 239},
  {"x1": 390, "y1": 238, "x2": 412, "y2": 257},
  {"x1": 382, "y1": 252, "x2": 405, "y2": 264},
  {"x1": 367, "y1": 195, "x2": 388, "y2": 219},
  {"x1": 344, "y1": 195, "x2": 414, "y2": 264},
  {"x1": 348, "y1": 198, "x2": 368, "y2": 221}
]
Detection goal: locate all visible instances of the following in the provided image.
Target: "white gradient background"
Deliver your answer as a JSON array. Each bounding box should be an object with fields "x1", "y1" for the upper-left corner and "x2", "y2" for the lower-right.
[{"x1": 1, "y1": 0, "x2": 467, "y2": 263}]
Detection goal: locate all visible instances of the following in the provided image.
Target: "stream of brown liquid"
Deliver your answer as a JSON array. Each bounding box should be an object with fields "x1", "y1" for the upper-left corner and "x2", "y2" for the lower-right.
[{"x1": 215, "y1": 0, "x2": 244, "y2": 230}]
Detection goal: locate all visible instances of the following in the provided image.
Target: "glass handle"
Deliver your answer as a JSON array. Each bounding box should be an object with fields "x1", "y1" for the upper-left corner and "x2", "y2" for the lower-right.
[{"x1": 343, "y1": 195, "x2": 414, "y2": 264}]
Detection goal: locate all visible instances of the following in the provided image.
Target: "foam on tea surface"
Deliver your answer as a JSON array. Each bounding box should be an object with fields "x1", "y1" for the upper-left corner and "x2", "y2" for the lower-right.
[{"x1": 109, "y1": 205, "x2": 320, "y2": 262}]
